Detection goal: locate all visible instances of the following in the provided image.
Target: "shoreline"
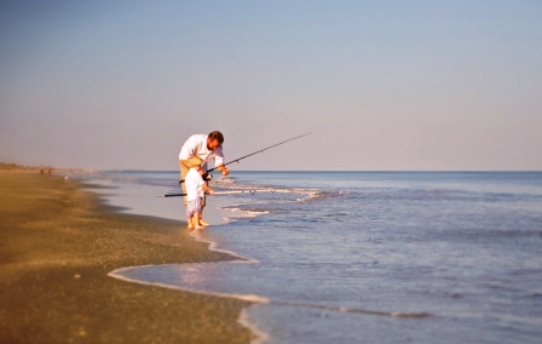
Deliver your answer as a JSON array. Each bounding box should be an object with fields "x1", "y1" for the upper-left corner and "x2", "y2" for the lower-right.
[{"x1": 0, "y1": 170, "x2": 257, "y2": 343}]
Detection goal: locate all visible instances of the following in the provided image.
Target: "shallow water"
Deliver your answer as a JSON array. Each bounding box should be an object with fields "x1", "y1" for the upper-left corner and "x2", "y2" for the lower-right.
[{"x1": 81, "y1": 171, "x2": 542, "y2": 343}]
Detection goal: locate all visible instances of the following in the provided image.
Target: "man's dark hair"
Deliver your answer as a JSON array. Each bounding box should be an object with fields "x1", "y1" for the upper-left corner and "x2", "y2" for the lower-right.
[{"x1": 208, "y1": 131, "x2": 224, "y2": 144}]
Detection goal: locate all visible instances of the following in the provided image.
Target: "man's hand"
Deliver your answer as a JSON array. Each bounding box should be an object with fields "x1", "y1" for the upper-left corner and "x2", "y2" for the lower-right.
[{"x1": 216, "y1": 165, "x2": 229, "y2": 176}]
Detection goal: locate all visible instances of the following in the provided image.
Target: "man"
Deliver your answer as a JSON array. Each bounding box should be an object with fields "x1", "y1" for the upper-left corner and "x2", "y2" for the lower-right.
[{"x1": 179, "y1": 131, "x2": 229, "y2": 225}]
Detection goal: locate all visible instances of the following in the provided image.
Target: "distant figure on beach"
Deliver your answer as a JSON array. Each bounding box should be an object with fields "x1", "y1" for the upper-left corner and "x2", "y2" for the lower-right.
[
  {"x1": 184, "y1": 156, "x2": 215, "y2": 230},
  {"x1": 179, "y1": 131, "x2": 229, "y2": 225},
  {"x1": 39, "y1": 165, "x2": 53, "y2": 175}
]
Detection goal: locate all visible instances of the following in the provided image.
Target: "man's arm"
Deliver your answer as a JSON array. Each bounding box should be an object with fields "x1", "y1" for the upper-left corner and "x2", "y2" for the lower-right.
[{"x1": 212, "y1": 146, "x2": 229, "y2": 176}]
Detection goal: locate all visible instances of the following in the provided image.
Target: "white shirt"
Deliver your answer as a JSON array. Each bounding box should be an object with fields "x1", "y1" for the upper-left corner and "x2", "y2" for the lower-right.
[
  {"x1": 184, "y1": 168, "x2": 205, "y2": 201},
  {"x1": 179, "y1": 134, "x2": 224, "y2": 169}
]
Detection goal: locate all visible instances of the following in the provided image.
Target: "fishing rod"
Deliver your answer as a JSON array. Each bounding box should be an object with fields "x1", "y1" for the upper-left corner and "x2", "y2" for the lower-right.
[
  {"x1": 169, "y1": 131, "x2": 314, "y2": 197},
  {"x1": 164, "y1": 190, "x2": 251, "y2": 197},
  {"x1": 182, "y1": 131, "x2": 313, "y2": 183},
  {"x1": 163, "y1": 188, "x2": 317, "y2": 198},
  {"x1": 205, "y1": 131, "x2": 314, "y2": 175}
]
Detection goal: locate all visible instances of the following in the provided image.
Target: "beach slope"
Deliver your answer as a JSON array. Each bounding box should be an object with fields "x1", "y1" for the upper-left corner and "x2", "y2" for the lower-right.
[{"x1": 0, "y1": 170, "x2": 254, "y2": 343}]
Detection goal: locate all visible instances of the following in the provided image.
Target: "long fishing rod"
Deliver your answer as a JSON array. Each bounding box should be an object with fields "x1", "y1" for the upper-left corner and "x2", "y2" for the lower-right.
[
  {"x1": 205, "y1": 131, "x2": 314, "y2": 175},
  {"x1": 184, "y1": 131, "x2": 313, "y2": 183},
  {"x1": 168, "y1": 131, "x2": 314, "y2": 197},
  {"x1": 163, "y1": 188, "x2": 317, "y2": 198}
]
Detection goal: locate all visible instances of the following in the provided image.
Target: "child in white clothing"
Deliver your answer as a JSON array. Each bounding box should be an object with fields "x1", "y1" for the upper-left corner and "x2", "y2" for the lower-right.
[{"x1": 184, "y1": 156, "x2": 215, "y2": 230}]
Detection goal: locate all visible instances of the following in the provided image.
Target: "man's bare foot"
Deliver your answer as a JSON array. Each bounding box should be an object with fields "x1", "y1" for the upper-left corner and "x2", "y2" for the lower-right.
[
  {"x1": 194, "y1": 225, "x2": 204, "y2": 230},
  {"x1": 199, "y1": 219, "x2": 209, "y2": 226}
]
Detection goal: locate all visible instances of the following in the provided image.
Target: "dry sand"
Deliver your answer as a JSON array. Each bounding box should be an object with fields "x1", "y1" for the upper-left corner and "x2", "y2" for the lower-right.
[{"x1": 0, "y1": 170, "x2": 256, "y2": 343}]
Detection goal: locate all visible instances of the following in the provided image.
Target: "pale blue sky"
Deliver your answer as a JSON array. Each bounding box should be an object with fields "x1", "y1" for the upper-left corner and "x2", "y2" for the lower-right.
[{"x1": 1, "y1": 1, "x2": 541, "y2": 170}]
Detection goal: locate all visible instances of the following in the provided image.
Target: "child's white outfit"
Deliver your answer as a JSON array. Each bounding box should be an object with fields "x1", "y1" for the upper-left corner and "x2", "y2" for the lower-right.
[{"x1": 184, "y1": 167, "x2": 205, "y2": 219}]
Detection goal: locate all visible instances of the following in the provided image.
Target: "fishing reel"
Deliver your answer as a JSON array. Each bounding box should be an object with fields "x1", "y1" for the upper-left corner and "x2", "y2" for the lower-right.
[{"x1": 202, "y1": 172, "x2": 213, "y2": 181}]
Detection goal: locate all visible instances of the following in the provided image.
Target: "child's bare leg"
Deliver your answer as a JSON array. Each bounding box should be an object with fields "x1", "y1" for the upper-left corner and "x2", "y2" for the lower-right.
[
  {"x1": 199, "y1": 197, "x2": 209, "y2": 226},
  {"x1": 187, "y1": 217, "x2": 194, "y2": 230},
  {"x1": 194, "y1": 212, "x2": 204, "y2": 229},
  {"x1": 198, "y1": 211, "x2": 209, "y2": 226}
]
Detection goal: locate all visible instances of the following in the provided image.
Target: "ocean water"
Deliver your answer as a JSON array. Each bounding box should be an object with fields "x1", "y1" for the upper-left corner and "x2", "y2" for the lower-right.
[{"x1": 80, "y1": 171, "x2": 542, "y2": 343}]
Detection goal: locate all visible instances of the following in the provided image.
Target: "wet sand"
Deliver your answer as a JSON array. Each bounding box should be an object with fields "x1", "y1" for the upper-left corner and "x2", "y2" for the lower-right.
[{"x1": 0, "y1": 170, "x2": 255, "y2": 343}]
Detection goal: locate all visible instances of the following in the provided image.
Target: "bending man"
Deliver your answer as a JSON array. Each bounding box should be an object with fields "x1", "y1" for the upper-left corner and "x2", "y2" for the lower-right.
[{"x1": 179, "y1": 131, "x2": 229, "y2": 225}]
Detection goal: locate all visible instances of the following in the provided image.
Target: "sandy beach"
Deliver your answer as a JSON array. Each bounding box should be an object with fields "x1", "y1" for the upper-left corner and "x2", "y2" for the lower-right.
[{"x1": 0, "y1": 169, "x2": 255, "y2": 343}]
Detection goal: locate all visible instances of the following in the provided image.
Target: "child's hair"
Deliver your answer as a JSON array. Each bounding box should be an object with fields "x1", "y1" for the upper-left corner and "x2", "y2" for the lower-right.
[{"x1": 187, "y1": 155, "x2": 203, "y2": 168}]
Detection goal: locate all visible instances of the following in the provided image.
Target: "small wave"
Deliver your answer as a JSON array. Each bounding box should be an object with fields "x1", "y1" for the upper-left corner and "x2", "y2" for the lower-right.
[
  {"x1": 238, "y1": 307, "x2": 269, "y2": 344},
  {"x1": 188, "y1": 231, "x2": 259, "y2": 263},
  {"x1": 109, "y1": 264, "x2": 429, "y2": 344},
  {"x1": 297, "y1": 190, "x2": 325, "y2": 202},
  {"x1": 247, "y1": 210, "x2": 270, "y2": 216},
  {"x1": 109, "y1": 266, "x2": 430, "y2": 319},
  {"x1": 211, "y1": 176, "x2": 236, "y2": 186},
  {"x1": 108, "y1": 265, "x2": 269, "y2": 304},
  {"x1": 271, "y1": 301, "x2": 431, "y2": 318},
  {"x1": 219, "y1": 206, "x2": 270, "y2": 222}
]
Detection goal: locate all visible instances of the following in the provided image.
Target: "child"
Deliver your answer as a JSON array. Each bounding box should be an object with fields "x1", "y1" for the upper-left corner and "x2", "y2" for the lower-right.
[{"x1": 184, "y1": 155, "x2": 215, "y2": 230}]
